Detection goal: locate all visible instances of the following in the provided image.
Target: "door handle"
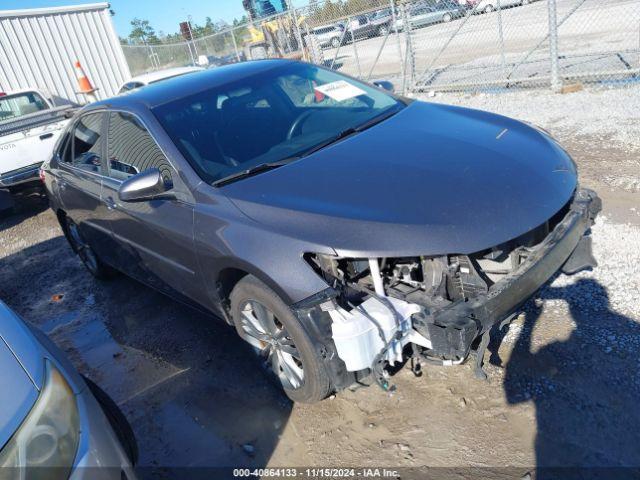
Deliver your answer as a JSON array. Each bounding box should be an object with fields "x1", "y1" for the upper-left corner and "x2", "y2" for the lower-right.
[
  {"x1": 105, "y1": 197, "x2": 117, "y2": 211},
  {"x1": 39, "y1": 133, "x2": 54, "y2": 140}
]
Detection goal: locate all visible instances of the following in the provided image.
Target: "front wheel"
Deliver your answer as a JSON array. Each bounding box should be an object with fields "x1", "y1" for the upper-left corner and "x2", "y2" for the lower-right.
[
  {"x1": 379, "y1": 25, "x2": 390, "y2": 36},
  {"x1": 484, "y1": 4, "x2": 494, "y2": 13},
  {"x1": 330, "y1": 36, "x2": 341, "y2": 48},
  {"x1": 443, "y1": 13, "x2": 452, "y2": 22},
  {"x1": 230, "y1": 275, "x2": 331, "y2": 403}
]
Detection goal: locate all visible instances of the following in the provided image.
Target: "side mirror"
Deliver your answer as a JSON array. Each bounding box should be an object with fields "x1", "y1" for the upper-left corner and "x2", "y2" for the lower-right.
[
  {"x1": 373, "y1": 80, "x2": 395, "y2": 93},
  {"x1": 118, "y1": 168, "x2": 174, "y2": 202}
]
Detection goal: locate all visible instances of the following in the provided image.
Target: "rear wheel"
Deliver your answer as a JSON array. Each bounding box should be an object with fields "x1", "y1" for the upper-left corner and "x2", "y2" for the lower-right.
[
  {"x1": 330, "y1": 36, "x2": 341, "y2": 48},
  {"x1": 484, "y1": 4, "x2": 494, "y2": 13},
  {"x1": 443, "y1": 13, "x2": 452, "y2": 22},
  {"x1": 379, "y1": 25, "x2": 390, "y2": 36},
  {"x1": 230, "y1": 275, "x2": 331, "y2": 403},
  {"x1": 62, "y1": 216, "x2": 115, "y2": 279}
]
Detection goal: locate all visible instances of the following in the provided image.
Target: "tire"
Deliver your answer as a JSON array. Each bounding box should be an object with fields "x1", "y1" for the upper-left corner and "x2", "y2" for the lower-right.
[
  {"x1": 230, "y1": 275, "x2": 331, "y2": 403},
  {"x1": 379, "y1": 25, "x2": 389, "y2": 37},
  {"x1": 443, "y1": 13, "x2": 452, "y2": 22},
  {"x1": 522, "y1": 0, "x2": 531, "y2": 4},
  {"x1": 330, "y1": 36, "x2": 341, "y2": 48},
  {"x1": 83, "y1": 376, "x2": 139, "y2": 465},
  {"x1": 484, "y1": 4, "x2": 494, "y2": 13},
  {"x1": 61, "y1": 215, "x2": 116, "y2": 280}
]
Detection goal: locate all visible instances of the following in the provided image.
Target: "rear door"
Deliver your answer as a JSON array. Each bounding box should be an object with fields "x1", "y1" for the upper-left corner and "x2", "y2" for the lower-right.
[
  {"x1": 56, "y1": 112, "x2": 115, "y2": 259},
  {"x1": 100, "y1": 111, "x2": 206, "y2": 306}
]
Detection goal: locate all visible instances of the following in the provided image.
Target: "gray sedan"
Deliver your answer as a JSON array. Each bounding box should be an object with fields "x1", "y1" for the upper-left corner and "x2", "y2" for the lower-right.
[
  {"x1": 0, "y1": 300, "x2": 137, "y2": 479},
  {"x1": 42, "y1": 60, "x2": 599, "y2": 403}
]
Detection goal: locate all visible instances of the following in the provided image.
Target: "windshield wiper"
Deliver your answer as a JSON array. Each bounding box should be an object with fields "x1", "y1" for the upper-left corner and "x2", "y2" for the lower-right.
[
  {"x1": 300, "y1": 105, "x2": 403, "y2": 157},
  {"x1": 353, "y1": 105, "x2": 402, "y2": 132},
  {"x1": 212, "y1": 159, "x2": 292, "y2": 187},
  {"x1": 212, "y1": 106, "x2": 403, "y2": 187}
]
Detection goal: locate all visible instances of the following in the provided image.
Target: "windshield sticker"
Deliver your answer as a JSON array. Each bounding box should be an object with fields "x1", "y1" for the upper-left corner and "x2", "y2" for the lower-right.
[{"x1": 314, "y1": 81, "x2": 367, "y2": 102}]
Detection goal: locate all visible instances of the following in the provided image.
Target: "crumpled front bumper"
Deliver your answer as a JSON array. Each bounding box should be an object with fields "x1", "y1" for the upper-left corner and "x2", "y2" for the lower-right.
[
  {"x1": 292, "y1": 189, "x2": 601, "y2": 389},
  {"x1": 413, "y1": 188, "x2": 601, "y2": 359}
]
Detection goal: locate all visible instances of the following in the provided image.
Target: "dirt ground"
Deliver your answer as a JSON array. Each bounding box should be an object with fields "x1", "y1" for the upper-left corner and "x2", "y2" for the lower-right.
[{"x1": 1, "y1": 89, "x2": 639, "y2": 479}]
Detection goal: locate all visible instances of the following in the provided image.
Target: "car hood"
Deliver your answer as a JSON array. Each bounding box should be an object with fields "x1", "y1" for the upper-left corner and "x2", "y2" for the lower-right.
[
  {"x1": 0, "y1": 304, "x2": 40, "y2": 449},
  {"x1": 222, "y1": 101, "x2": 577, "y2": 257}
]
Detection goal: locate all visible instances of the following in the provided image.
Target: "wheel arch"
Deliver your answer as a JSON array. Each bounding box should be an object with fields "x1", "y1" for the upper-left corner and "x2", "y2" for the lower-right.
[{"x1": 213, "y1": 261, "x2": 300, "y2": 323}]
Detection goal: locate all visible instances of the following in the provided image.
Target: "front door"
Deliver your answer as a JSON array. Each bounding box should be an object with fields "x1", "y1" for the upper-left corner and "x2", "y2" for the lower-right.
[{"x1": 100, "y1": 111, "x2": 207, "y2": 307}]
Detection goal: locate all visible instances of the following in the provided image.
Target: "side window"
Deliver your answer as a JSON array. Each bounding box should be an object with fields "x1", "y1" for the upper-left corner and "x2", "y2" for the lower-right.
[
  {"x1": 69, "y1": 113, "x2": 104, "y2": 173},
  {"x1": 106, "y1": 112, "x2": 173, "y2": 182},
  {"x1": 54, "y1": 129, "x2": 72, "y2": 164}
]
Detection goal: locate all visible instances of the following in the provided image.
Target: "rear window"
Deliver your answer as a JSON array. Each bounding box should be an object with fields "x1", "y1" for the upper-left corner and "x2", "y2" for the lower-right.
[{"x1": 0, "y1": 92, "x2": 49, "y2": 121}]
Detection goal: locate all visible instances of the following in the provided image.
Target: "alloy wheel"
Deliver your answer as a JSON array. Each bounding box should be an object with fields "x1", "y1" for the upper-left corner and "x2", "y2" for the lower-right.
[{"x1": 239, "y1": 300, "x2": 305, "y2": 390}]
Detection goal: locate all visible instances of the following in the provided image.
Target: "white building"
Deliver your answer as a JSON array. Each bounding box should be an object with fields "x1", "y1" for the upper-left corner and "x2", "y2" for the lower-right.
[{"x1": 0, "y1": 3, "x2": 131, "y2": 105}]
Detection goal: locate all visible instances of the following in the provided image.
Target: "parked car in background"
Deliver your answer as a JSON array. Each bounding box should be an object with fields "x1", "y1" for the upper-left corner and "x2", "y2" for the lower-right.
[
  {"x1": 369, "y1": 8, "x2": 396, "y2": 36},
  {"x1": 0, "y1": 90, "x2": 76, "y2": 212},
  {"x1": 461, "y1": 0, "x2": 533, "y2": 13},
  {"x1": 117, "y1": 66, "x2": 204, "y2": 94},
  {"x1": 394, "y1": 0, "x2": 466, "y2": 30},
  {"x1": 198, "y1": 53, "x2": 246, "y2": 68},
  {"x1": 309, "y1": 24, "x2": 346, "y2": 49},
  {"x1": 43, "y1": 60, "x2": 599, "y2": 404},
  {"x1": 0, "y1": 300, "x2": 137, "y2": 478},
  {"x1": 344, "y1": 15, "x2": 378, "y2": 40}
]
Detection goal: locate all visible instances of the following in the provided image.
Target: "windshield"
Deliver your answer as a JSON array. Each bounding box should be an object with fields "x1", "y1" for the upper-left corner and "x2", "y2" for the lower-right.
[
  {"x1": 153, "y1": 62, "x2": 403, "y2": 184},
  {"x1": 0, "y1": 92, "x2": 49, "y2": 122}
]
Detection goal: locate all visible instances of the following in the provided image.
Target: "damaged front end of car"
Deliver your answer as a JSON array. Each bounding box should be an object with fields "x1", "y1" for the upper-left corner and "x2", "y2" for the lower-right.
[{"x1": 292, "y1": 188, "x2": 602, "y2": 392}]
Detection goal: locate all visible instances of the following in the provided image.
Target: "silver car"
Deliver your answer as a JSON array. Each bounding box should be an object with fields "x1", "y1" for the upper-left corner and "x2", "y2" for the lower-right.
[
  {"x1": 0, "y1": 301, "x2": 137, "y2": 479},
  {"x1": 309, "y1": 24, "x2": 345, "y2": 49},
  {"x1": 394, "y1": 0, "x2": 466, "y2": 30}
]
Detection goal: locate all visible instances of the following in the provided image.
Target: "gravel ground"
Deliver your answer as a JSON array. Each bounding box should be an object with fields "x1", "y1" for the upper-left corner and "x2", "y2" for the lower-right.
[
  {"x1": 426, "y1": 86, "x2": 640, "y2": 157},
  {"x1": 0, "y1": 86, "x2": 639, "y2": 478}
]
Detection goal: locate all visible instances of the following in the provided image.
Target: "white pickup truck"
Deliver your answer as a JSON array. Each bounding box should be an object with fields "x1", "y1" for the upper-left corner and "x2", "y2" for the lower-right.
[{"x1": 0, "y1": 89, "x2": 76, "y2": 211}]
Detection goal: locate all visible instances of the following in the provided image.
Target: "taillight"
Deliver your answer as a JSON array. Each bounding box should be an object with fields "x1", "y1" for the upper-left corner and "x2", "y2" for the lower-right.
[{"x1": 0, "y1": 92, "x2": 6, "y2": 97}]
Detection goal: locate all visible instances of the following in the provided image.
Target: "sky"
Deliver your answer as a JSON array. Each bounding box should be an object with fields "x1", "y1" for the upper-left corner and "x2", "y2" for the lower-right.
[{"x1": 0, "y1": 0, "x2": 261, "y2": 38}]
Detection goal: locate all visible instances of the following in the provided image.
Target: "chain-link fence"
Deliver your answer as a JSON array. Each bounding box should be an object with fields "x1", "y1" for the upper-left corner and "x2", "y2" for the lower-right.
[
  {"x1": 120, "y1": 0, "x2": 640, "y2": 94},
  {"x1": 410, "y1": 0, "x2": 640, "y2": 92}
]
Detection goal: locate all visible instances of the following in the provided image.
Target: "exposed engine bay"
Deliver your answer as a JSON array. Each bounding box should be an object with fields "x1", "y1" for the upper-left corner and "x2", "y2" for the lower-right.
[{"x1": 303, "y1": 189, "x2": 601, "y2": 390}]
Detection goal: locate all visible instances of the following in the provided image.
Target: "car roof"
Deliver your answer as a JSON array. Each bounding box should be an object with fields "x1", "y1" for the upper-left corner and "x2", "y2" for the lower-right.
[
  {"x1": 92, "y1": 59, "x2": 294, "y2": 111},
  {"x1": 126, "y1": 66, "x2": 205, "y2": 86}
]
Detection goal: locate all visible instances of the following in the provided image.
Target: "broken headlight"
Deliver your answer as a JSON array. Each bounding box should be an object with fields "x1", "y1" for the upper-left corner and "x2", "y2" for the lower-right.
[
  {"x1": 304, "y1": 253, "x2": 372, "y2": 286},
  {"x1": 0, "y1": 361, "x2": 80, "y2": 479}
]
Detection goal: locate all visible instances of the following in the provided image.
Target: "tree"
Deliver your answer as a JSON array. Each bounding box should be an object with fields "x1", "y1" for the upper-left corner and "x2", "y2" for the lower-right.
[{"x1": 128, "y1": 18, "x2": 159, "y2": 44}]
